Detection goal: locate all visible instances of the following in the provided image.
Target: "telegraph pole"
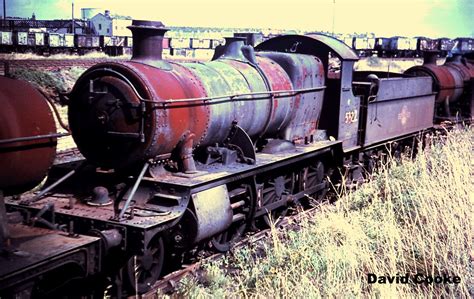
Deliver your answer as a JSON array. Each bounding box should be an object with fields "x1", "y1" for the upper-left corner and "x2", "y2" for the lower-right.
[
  {"x1": 71, "y1": 0, "x2": 75, "y2": 33},
  {"x1": 332, "y1": 0, "x2": 336, "y2": 36},
  {"x1": 3, "y1": 0, "x2": 6, "y2": 19}
]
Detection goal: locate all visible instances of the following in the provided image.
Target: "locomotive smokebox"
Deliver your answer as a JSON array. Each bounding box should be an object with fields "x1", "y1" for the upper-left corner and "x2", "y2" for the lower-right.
[{"x1": 127, "y1": 20, "x2": 168, "y2": 62}]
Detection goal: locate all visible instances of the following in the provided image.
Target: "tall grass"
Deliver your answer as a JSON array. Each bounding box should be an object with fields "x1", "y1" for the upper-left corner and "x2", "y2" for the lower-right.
[{"x1": 178, "y1": 127, "x2": 473, "y2": 298}]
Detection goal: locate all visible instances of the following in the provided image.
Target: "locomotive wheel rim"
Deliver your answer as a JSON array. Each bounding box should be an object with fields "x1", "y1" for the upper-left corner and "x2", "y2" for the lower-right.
[
  {"x1": 210, "y1": 184, "x2": 255, "y2": 253},
  {"x1": 210, "y1": 226, "x2": 245, "y2": 253},
  {"x1": 126, "y1": 236, "x2": 164, "y2": 294},
  {"x1": 261, "y1": 174, "x2": 294, "y2": 228}
]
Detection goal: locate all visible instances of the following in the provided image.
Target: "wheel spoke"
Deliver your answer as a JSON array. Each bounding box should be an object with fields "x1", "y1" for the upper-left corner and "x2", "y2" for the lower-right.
[
  {"x1": 126, "y1": 236, "x2": 165, "y2": 294},
  {"x1": 257, "y1": 174, "x2": 293, "y2": 228}
]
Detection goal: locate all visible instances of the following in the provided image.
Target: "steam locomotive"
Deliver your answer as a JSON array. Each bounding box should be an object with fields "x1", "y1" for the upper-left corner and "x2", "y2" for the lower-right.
[{"x1": 1, "y1": 20, "x2": 473, "y2": 297}]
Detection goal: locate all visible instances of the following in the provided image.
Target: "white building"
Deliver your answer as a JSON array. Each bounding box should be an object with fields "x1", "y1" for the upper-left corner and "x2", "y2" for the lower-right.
[
  {"x1": 90, "y1": 10, "x2": 132, "y2": 36},
  {"x1": 112, "y1": 19, "x2": 132, "y2": 36}
]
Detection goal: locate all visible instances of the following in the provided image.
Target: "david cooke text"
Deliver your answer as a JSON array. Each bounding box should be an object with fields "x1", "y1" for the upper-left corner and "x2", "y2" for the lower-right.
[{"x1": 367, "y1": 273, "x2": 461, "y2": 284}]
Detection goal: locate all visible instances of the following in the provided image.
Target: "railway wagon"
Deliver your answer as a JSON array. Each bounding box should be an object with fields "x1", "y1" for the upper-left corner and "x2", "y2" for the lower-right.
[
  {"x1": 374, "y1": 37, "x2": 392, "y2": 57},
  {"x1": 170, "y1": 36, "x2": 191, "y2": 49},
  {"x1": 191, "y1": 38, "x2": 211, "y2": 49},
  {"x1": 74, "y1": 34, "x2": 101, "y2": 55},
  {"x1": 0, "y1": 31, "x2": 12, "y2": 52},
  {"x1": 10, "y1": 31, "x2": 46, "y2": 53},
  {"x1": 389, "y1": 36, "x2": 417, "y2": 57},
  {"x1": 454, "y1": 38, "x2": 474, "y2": 52},
  {"x1": 211, "y1": 38, "x2": 224, "y2": 49},
  {"x1": 353, "y1": 37, "x2": 376, "y2": 56}
]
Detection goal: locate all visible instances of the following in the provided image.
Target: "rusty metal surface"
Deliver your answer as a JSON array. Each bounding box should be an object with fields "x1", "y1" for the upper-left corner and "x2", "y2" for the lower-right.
[
  {"x1": 255, "y1": 34, "x2": 360, "y2": 151},
  {"x1": 376, "y1": 77, "x2": 433, "y2": 100},
  {"x1": 0, "y1": 224, "x2": 100, "y2": 291},
  {"x1": 446, "y1": 57, "x2": 474, "y2": 81},
  {"x1": 144, "y1": 203, "x2": 324, "y2": 296},
  {"x1": 257, "y1": 52, "x2": 325, "y2": 142},
  {"x1": 405, "y1": 64, "x2": 464, "y2": 103},
  {"x1": 0, "y1": 77, "x2": 57, "y2": 195},
  {"x1": 253, "y1": 56, "x2": 294, "y2": 136},
  {"x1": 336, "y1": 60, "x2": 361, "y2": 151},
  {"x1": 181, "y1": 58, "x2": 266, "y2": 143},
  {"x1": 364, "y1": 77, "x2": 435, "y2": 145},
  {"x1": 68, "y1": 39, "x2": 324, "y2": 169}
]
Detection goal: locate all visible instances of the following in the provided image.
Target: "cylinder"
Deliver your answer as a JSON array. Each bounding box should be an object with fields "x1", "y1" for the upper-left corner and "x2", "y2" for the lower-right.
[{"x1": 0, "y1": 77, "x2": 57, "y2": 195}]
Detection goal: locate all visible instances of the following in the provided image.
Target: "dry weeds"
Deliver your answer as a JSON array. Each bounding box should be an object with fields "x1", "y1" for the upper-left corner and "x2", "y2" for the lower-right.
[{"x1": 178, "y1": 127, "x2": 473, "y2": 298}]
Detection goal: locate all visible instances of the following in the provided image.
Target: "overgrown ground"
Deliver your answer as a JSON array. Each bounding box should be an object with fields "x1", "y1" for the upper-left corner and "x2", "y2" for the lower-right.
[
  {"x1": 177, "y1": 128, "x2": 473, "y2": 298},
  {"x1": 8, "y1": 66, "x2": 86, "y2": 99}
]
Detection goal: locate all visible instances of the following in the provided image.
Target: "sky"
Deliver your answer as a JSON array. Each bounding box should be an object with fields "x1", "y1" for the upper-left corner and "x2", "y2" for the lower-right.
[{"x1": 2, "y1": 0, "x2": 473, "y2": 38}]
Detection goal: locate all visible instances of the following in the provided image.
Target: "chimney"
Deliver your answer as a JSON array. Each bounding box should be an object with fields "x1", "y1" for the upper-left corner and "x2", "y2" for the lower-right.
[
  {"x1": 127, "y1": 20, "x2": 168, "y2": 62},
  {"x1": 423, "y1": 51, "x2": 438, "y2": 65},
  {"x1": 104, "y1": 10, "x2": 110, "y2": 17}
]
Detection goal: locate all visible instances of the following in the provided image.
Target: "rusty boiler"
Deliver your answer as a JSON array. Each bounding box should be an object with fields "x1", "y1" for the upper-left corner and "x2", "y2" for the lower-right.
[{"x1": 68, "y1": 20, "x2": 326, "y2": 170}]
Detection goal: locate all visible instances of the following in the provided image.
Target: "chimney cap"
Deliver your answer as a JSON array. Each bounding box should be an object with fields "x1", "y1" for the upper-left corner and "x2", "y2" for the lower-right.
[{"x1": 127, "y1": 20, "x2": 168, "y2": 31}]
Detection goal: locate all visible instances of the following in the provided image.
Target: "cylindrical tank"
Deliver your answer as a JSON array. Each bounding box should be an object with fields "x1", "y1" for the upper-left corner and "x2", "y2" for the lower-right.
[
  {"x1": 404, "y1": 53, "x2": 471, "y2": 104},
  {"x1": 0, "y1": 77, "x2": 57, "y2": 195},
  {"x1": 445, "y1": 55, "x2": 474, "y2": 82},
  {"x1": 68, "y1": 21, "x2": 325, "y2": 169}
]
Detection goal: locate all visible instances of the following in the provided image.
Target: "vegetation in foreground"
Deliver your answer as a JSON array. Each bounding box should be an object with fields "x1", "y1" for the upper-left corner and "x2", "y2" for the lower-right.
[
  {"x1": 8, "y1": 67, "x2": 86, "y2": 99},
  {"x1": 178, "y1": 128, "x2": 473, "y2": 298},
  {"x1": 8, "y1": 66, "x2": 86, "y2": 92}
]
